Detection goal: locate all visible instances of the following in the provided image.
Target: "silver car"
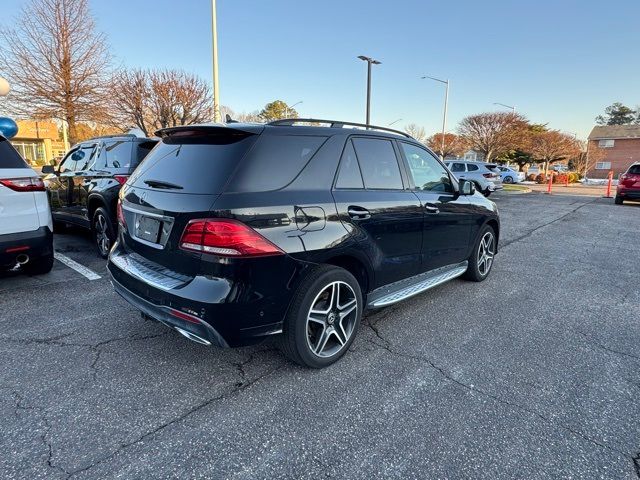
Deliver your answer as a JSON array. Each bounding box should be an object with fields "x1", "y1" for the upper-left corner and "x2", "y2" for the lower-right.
[{"x1": 445, "y1": 161, "x2": 503, "y2": 197}]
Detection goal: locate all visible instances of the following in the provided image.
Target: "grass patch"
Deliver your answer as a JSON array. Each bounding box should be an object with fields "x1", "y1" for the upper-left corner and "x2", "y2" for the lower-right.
[{"x1": 503, "y1": 184, "x2": 531, "y2": 192}]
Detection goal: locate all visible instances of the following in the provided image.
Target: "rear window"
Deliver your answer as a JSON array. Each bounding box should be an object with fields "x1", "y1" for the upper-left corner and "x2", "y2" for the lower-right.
[
  {"x1": 0, "y1": 137, "x2": 29, "y2": 168},
  {"x1": 226, "y1": 134, "x2": 326, "y2": 192},
  {"x1": 130, "y1": 132, "x2": 258, "y2": 194},
  {"x1": 135, "y1": 140, "x2": 158, "y2": 166},
  {"x1": 628, "y1": 165, "x2": 640, "y2": 175}
]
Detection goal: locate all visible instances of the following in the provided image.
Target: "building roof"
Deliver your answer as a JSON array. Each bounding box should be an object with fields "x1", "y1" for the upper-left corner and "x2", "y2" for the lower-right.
[{"x1": 588, "y1": 124, "x2": 640, "y2": 140}]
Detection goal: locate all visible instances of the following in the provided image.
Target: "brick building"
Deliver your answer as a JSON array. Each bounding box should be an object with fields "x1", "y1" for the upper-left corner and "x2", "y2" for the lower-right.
[{"x1": 587, "y1": 125, "x2": 640, "y2": 178}]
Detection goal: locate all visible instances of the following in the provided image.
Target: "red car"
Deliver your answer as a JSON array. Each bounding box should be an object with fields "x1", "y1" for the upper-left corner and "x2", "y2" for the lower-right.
[{"x1": 615, "y1": 163, "x2": 640, "y2": 204}]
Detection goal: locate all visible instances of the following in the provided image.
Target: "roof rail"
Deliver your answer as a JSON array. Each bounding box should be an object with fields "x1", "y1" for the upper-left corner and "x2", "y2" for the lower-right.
[
  {"x1": 268, "y1": 118, "x2": 412, "y2": 138},
  {"x1": 88, "y1": 133, "x2": 139, "y2": 140}
]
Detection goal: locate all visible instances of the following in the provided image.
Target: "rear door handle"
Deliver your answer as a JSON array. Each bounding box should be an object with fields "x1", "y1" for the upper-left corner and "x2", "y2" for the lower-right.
[
  {"x1": 425, "y1": 204, "x2": 439, "y2": 214},
  {"x1": 347, "y1": 206, "x2": 371, "y2": 220}
]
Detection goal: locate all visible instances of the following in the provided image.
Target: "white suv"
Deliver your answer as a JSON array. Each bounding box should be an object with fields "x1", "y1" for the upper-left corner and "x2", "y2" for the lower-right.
[
  {"x1": 445, "y1": 161, "x2": 503, "y2": 197},
  {"x1": 0, "y1": 135, "x2": 54, "y2": 274}
]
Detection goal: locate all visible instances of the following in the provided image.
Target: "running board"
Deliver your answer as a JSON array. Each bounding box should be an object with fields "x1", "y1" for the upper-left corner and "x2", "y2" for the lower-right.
[{"x1": 367, "y1": 261, "x2": 468, "y2": 308}]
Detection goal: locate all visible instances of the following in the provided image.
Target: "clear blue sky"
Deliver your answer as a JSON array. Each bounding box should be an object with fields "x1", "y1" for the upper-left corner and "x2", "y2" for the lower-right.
[{"x1": 3, "y1": 0, "x2": 640, "y2": 138}]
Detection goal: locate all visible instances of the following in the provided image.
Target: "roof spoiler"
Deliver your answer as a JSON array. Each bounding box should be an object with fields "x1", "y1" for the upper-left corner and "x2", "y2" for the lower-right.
[{"x1": 155, "y1": 123, "x2": 264, "y2": 138}]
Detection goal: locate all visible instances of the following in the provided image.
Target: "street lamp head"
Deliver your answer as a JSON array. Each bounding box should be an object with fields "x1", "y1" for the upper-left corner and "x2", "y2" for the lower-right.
[
  {"x1": 358, "y1": 55, "x2": 381, "y2": 64},
  {"x1": 0, "y1": 77, "x2": 10, "y2": 97}
]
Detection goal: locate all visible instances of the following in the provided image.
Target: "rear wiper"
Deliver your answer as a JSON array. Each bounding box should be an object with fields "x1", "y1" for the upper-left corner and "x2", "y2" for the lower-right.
[{"x1": 143, "y1": 179, "x2": 184, "y2": 190}]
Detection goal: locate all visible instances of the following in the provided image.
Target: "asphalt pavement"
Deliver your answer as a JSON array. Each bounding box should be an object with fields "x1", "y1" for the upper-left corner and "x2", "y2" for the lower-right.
[{"x1": 1, "y1": 192, "x2": 639, "y2": 479}]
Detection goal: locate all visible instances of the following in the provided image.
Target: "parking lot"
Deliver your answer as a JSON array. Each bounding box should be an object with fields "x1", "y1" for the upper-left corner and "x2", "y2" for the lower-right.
[{"x1": 1, "y1": 192, "x2": 639, "y2": 479}]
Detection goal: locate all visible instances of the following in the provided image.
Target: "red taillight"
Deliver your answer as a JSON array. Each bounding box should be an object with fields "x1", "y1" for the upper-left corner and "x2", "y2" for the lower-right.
[
  {"x1": 0, "y1": 177, "x2": 45, "y2": 192},
  {"x1": 179, "y1": 219, "x2": 284, "y2": 257},
  {"x1": 114, "y1": 175, "x2": 129, "y2": 186},
  {"x1": 482, "y1": 173, "x2": 493, "y2": 178},
  {"x1": 169, "y1": 308, "x2": 201, "y2": 324},
  {"x1": 117, "y1": 200, "x2": 126, "y2": 227},
  {"x1": 6, "y1": 245, "x2": 30, "y2": 253}
]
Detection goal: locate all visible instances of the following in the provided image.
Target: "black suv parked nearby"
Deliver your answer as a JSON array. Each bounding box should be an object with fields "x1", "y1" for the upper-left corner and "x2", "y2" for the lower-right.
[
  {"x1": 43, "y1": 134, "x2": 158, "y2": 257},
  {"x1": 107, "y1": 119, "x2": 499, "y2": 368}
]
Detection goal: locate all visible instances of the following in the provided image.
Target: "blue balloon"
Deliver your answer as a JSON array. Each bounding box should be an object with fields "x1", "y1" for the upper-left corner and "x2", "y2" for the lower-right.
[{"x1": 0, "y1": 117, "x2": 18, "y2": 139}]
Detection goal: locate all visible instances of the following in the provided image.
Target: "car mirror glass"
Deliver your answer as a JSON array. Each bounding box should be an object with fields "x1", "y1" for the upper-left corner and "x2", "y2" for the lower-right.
[{"x1": 41, "y1": 165, "x2": 55, "y2": 174}]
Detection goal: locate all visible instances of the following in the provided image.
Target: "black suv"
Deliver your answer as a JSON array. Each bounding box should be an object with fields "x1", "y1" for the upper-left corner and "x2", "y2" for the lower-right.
[
  {"x1": 107, "y1": 119, "x2": 499, "y2": 368},
  {"x1": 43, "y1": 134, "x2": 158, "y2": 257}
]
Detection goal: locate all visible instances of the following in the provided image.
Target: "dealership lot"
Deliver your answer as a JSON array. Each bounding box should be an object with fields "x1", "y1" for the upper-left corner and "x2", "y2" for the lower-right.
[{"x1": 1, "y1": 193, "x2": 639, "y2": 479}]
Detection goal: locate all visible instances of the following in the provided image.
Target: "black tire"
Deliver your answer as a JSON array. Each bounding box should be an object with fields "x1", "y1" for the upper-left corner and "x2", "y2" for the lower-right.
[
  {"x1": 464, "y1": 224, "x2": 496, "y2": 282},
  {"x1": 53, "y1": 220, "x2": 67, "y2": 233},
  {"x1": 504, "y1": 176, "x2": 514, "y2": 184},
  {"x1": 24, "y1": 253, "x2": 54, "y2": 275},
  {"x1": 280, "y1": 265, "x2": 363, "y2": 368},
  {"x1": 91, "y1": 207, "x2": 116, "y2": 258},
  {"x1": 614, "y1": 195, "x2": 623, "y2": 205}
]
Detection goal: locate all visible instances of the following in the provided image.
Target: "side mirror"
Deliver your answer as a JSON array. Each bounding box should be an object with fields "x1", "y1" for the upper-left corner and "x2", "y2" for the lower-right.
[
  {"x1": 41, "y1": 165, "x2": 55, "y2": 174},
  {"x1": 460, "y1": 179, "x2": 476, "y2": 196}
]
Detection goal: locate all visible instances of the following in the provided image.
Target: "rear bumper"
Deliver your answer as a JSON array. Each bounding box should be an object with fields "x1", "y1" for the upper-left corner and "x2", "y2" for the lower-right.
[
  {"x1": 107, "y1": 243, "x2": 302, "y2": 348},
  {"x1": 617, "y1": 188, "x2": 640, "y2": 199},
  {"x1": 0, "y1": 226, "x2": 53, "y2": 267}
]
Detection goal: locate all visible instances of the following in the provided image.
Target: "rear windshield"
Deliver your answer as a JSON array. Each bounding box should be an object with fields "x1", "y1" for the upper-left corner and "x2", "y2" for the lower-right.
[
  {"x1": 0, "y1": 137, "x2": 29, "y2": 168},
  {"x1": 129, "y1": 132, "x2": 258, "y2": 194},
  {"x1": 628, "y1": 165, "x2": 640, "y2": 175},
  {"x1": 225, "y1": 134, "x2": 327, "y2": 192}
]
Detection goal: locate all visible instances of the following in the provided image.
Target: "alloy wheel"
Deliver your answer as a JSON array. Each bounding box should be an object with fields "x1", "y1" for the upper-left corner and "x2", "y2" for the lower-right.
[
  {"x1": 477, "y1": 231, "x2": 495, "y2": 276},
  {"x1": 306, "y1": 281, "x2": 358, "y2": 358},
  {"x1": 95, "y1": 213, "x2": 111, "y2": 256}
]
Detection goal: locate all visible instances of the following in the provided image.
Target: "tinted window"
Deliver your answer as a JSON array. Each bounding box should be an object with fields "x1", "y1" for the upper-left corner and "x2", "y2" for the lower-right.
[
  {"x1": 135, "y1": 140, "x2": 158, "y2": 166},
  {"x1": 59, "y1": 145, "x2": 96, "y2": 173},
  {"x1": 0, "y1": 137, "x2": 29, "y2": 168},
  {"x1": 400, "y1": 142, "x2": 453, "y2": 193},
  {"x1": 104, "y1": 140, "x2": 133, "y2": 169},
  {"x1": 467, "y1": 163, "x2": 479, "y2": 171},
  {"x1": 130, "y1": 132, "x2": 259, "y2": 194},
  {"x1": 627, "y1": 165, "x2": 640, "y2": 175},
  {"x1": 227, "y1": 135, "x2": 326, "y2": 192},
  {"x1": 450, "y1": 162, "x2": 465, "y2": 172},
  {"x1": 335, "y1": 141, "x2": 363, "y2": 189},
  {"x1": 352, "y1": 138, "x2": 403, "y2": 189}
]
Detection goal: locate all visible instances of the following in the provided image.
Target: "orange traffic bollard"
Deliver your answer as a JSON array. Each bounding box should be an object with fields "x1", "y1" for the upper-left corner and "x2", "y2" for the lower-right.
[
  {"x1": 546, "y1": 174, "x2": 553, "y2": 194},
  {"x1": 604, "y1": 171, "x2": 614, "y2": 198}
]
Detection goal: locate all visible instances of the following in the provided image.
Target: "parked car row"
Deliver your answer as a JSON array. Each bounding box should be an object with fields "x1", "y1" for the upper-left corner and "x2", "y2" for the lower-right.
[{"x1": 3, "y1": 120, "x2": 501, "y2": 368}]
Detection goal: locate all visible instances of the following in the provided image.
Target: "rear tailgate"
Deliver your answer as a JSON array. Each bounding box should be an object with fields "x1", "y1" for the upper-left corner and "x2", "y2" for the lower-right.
[
  {"x1": 0, "y1": 137, "x2": 40, "y2": 235},
  {"x1": 118, "y1": 125, "x2": 261, "y2": 275},
  {"x1": 620, "y1": 166, "x2": 640, "y2": 189}
]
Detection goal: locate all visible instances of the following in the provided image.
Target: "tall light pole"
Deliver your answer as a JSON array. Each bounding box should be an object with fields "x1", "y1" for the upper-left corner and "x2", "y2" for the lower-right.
[
  {"x1": 421, "y1": 75, "x2": 449, "y2": 159},
  {"x1": 494, "y1": 102, "x2": 516, "y2": 113},
  {"x1": 211, "y1": 0, "x2": 221, "y2": 123},
  {"x1": 358, "y1": 55, "x2": 381, "y2": 126},
  {"x1": 284, "y1": 100, "x2": 303, "y2": 118}
]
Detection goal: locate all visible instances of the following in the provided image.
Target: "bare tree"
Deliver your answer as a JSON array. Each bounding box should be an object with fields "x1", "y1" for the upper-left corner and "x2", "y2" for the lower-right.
[
  {"x1": 426, "y1": 133, "x2": 467, "y2": 158},
  {"x1": 404, "y1": 123, "x2": 427, "y2": 143},
  {"x1": 530, "y1": 130, "x2": 581, "y2": 173},
  {"x1": 0, "y1": 0, "x2": 111, "y2": 144},
  {"x1": 457, "y1": 112, "x2": 529, "y2": 163},
  {"x1": 569, "y1": 139, "x2": 606, "y2": 177},
  {"x1": 110, "y1": 68, "x2": 212, "y2": 136}
]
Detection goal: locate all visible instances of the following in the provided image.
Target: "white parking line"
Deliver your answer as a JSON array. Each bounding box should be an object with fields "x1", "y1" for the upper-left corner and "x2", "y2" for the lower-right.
[{"x1": 54, "y1": 252, "x2": 102, "y2": 280}]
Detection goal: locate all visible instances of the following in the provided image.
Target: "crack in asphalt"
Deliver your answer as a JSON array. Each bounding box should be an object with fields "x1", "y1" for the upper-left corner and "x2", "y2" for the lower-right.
[
  {"x1": 360, "y1": 320, "x2": 637, "y2": 471},
  {"x1": 573, "y1": 330, "x2": 640, "y2": 363},
  {"x1": 65, "y1": 355, "x2": 285, "y2": 479},
  {"x1": 500, "y1": 197, "x2": 598, "y2": 249}
]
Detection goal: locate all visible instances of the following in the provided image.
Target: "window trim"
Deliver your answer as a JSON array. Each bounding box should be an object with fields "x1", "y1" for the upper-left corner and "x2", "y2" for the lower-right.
[
  {"x1": 335, "y1": 135, "x2": 406, "y2": 191},
  {"x1": 594, "y1": 161, "x2": 612, "y2": 170},
  {"x1": 332, "y1": 138, "x2": 365, "y2": 190},
  {"x1": 396, "y1": 140, "x2": 457, "y2": 194},
  {"x1": 598, "y1": 139, "x2": 615, "y2": 148}
]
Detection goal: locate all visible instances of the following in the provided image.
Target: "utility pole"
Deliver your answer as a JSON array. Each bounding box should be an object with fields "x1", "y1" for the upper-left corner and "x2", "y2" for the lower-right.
[{"x1": 211, "y1": 0, "x2": 221, "y2": 123}]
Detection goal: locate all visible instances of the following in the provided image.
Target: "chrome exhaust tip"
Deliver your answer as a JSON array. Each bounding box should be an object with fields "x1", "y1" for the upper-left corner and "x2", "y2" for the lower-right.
[
  {"x1": 174, "y1": 327, "x2": 211, "y2": 346},
  {"x1": 16, "y1": 254, "x2": 29, "y2": 265}
]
